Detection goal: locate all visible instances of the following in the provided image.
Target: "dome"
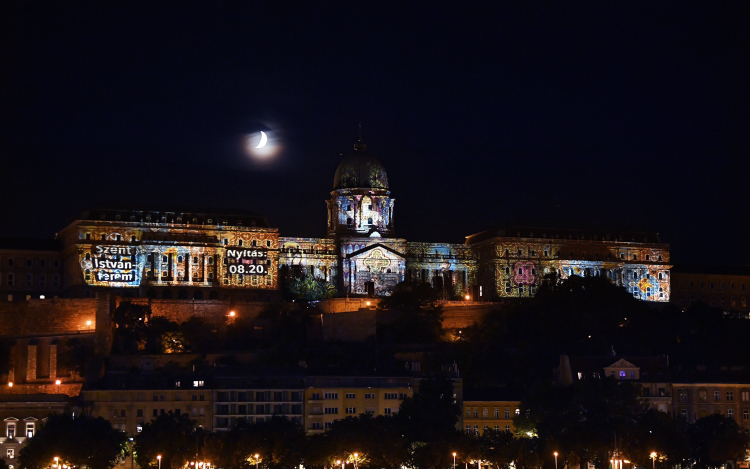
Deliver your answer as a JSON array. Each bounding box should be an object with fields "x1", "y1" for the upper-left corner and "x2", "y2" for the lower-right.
[{"x1": 333, "y1": 142, "x2": 389, "y2": 190}]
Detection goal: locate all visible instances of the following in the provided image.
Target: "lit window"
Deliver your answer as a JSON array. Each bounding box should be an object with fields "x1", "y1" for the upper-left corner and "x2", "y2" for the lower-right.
[{"x1": 193, "y1": 381, "x2": 204, "y2": 387}]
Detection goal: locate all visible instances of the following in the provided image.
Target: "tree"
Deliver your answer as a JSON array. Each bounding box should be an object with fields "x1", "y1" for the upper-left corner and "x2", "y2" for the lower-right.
[
  {"x1": 687, "y1": 414, "x2": 750, "y2": 469},
  {"x1": 620, "y1": 409, "x2": 689, "y2": 466},
  {"x1": 204, "y1": 417, "x2": 305, "y2": 469},
  {"x1": 18, "y1": 413, "x2": 128, "y2": 469},
  {"x1": 133, "y1": 412, "x2": 202, "y2": 469},
  {"x1": 515, "y1": 377, "x2": 647, "y2": 469},
  {"x1": 396, "y1": 378, "x2": 462, "y2": 468},
  {"x1": 305, "y1": 414, "x2": 409, "y2": 469},
  {"x1": 283, "y1": 274, "x2": 336, "y2": 301},
  {"x1": 378, "y1": 282, "x2": 444, "y2": 343},
  {"x1": 59, "y1": 337, "x2": 96, "y2": 378},
  {"x1": 111, "y1": 301, "x2": 152, "y2": 353}
]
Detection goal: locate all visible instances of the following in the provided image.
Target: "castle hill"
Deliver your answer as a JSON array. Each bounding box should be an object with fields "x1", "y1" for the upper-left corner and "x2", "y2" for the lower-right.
[
  {"x1": 3, "y1": 2, "x2": 748, "y2": 468},
  {"x1": 0, "y1": 139, "x2": 749, "y2": 469}
]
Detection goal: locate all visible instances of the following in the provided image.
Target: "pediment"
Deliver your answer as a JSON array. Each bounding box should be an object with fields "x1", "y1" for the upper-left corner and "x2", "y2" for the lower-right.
[
  {"x1": 606, "y1": 358, "x2": 638, "y2": 369},
  {"x1": 347, "y1": 243, "x2": 404, "y2": 260}
]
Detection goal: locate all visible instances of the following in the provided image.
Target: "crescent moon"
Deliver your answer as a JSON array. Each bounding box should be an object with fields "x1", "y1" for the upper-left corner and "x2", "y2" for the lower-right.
[{"x1": 255, "y1": 131, "x2": 268, "y2": 149}]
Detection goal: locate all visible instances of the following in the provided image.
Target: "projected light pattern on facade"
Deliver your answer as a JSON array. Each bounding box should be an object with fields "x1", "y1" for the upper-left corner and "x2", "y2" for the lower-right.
[
  {"x1": 79, "y1": 245, "x2": 144, "y2": 287},
  {"x1": 468, "y1": 227, "x2": 671, "y2": 302},
  {"x1": 278, "y1": 238, "x2": 338, "y2": 282},
  {"x1": 327, "y1": 192, "x2": 395, "y2": 238},
  {"x1": 405, "y1": 243, "x2": 477, "y2": 299},
  {"x1": 53, "y1": 141, "x2": 672, "y2": 303},
  {"x1": 63, "y1": 214, "x2": 280, "y2": 296},
  {"x1": 347, "y1": 244, "x2": 405, "y2": 296}
]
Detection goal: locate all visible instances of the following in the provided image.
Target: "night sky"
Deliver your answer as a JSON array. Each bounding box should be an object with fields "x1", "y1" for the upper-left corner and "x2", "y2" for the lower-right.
[{"x1": 2, "y1": 3, "x2": 748, "y2": 265}]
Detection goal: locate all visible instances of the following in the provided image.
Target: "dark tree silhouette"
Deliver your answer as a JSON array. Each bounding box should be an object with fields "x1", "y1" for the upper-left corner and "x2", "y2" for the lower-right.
[{"x1": 18, "y1": 413, "x2": 127, "y2": 469}]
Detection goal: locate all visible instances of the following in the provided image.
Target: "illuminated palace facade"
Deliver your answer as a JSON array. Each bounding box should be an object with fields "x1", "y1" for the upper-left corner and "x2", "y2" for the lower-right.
[{"x1": 1, "y1": 140, "x2": 670, "y2": 302}]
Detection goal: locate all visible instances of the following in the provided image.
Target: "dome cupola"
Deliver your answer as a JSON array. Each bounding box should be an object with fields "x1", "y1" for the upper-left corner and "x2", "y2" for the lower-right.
[{"x1": 333, "y1": 142, "x2": 389, "y2": 190}]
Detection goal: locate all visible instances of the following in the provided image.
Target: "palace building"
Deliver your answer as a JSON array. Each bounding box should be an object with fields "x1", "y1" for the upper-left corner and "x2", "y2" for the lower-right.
[{"x1": 0, "y1": 138, "x2": 671, "y2": 303}]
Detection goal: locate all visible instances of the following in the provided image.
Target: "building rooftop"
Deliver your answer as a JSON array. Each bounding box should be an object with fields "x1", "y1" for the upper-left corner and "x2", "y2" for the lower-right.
[
  {"x1": 68, "y1": 208, "x2": 270, "y2": 228},
  {"x1": 567, "y1": 355, "x2": 672, "y2": 382},
  {"x1": 465, "y1": 226, "x2": 663, "y2": 245}
]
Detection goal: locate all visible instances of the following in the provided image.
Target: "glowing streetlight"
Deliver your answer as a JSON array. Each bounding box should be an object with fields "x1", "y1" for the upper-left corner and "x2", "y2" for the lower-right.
[
  {"x1": 554, "y1": 452, "x2": 558, "y2": 469},
  {"x1": 7, "y1": 382, "x2": 12, "y2": 388},
  {"x1": 86, "y1": 320, "x2": 92, "y2": 327},
  {"x1": 465, "y1": 295, "x2": 470, "y2": 301},
  {"x1": 453, "y1": 452, "x2": 457, "y2": 469},
  {"x1": 54, "y1": 457, "x2": 59, "y2": 468},
  {"x1": 229, "y1": 311, "x2": 236, "y2": 317},
  {"x1": 55, "y1": 379, "x2": 61, "y2": 385},
  {"x1": 157, "y1": 455, "x2": 161, "y2": 469},
  {"x1": 353, "y1": 453, "x2": 359, "y2": 469},
  {"x1": 254, "y1": 454, "x2": 259, "y2": 469},
  {"x1": 650, "y1": 453, "x2": 656, "y2": 469}
]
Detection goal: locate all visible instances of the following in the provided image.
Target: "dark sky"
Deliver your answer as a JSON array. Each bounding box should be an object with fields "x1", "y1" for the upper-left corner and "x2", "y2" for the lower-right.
[{"x1": 2, "y1": 3, "x2": 748, "y2": 265}]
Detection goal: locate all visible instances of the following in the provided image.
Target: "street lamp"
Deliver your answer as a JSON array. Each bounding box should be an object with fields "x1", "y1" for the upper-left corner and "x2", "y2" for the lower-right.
[
  {"x1": 650, "y1": 453, "x2": 656, "y2": 469},
  {"x1": 157, "y1": 455, "x2": 161, "y2": 469},
  {"x1": 54, "y1": 457, "x2": 59, "y2": 468},
  {"x1": 353, "y1": 453, "x2": 359, "y2": 469},
  {"x1": 453, "y1": 452, "x2": 457, "y2": 469},
  {"x1": 554, "y1": 452, "x2": 558, "y2": 469},
  {"x1": 254, "y1": 454, "x2": 259, "y2": 469}
]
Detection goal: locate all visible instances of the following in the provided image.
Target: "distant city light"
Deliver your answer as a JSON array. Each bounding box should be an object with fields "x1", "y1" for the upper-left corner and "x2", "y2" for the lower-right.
[{"x1": 55, "y1": 379, "x2": 61, "y2": 385}]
